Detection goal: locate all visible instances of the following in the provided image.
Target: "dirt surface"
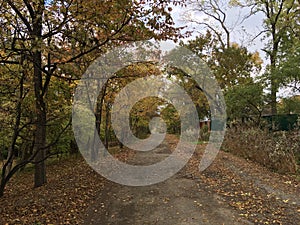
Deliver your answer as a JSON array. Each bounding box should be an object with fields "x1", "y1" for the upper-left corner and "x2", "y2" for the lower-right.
[
  {"x1": 83, "y1": 136, "x2": 300, "y2": 225},
  {"x1": 1, "y1": 135, "x2": 299, "y2": 224},
  {"x1": 83, "y1": 147, "x2": 250, "y2": 224}
]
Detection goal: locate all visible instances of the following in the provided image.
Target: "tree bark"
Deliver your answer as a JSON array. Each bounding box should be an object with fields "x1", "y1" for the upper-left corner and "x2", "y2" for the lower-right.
[
  {"x1": 269, "y1": 33, "x2": 280, "y2": 116},
  {"x1": 32, "y1": 3, "x2": 47, "y2": 187},
  {"x1": 104, "y1": 102, "x2": 110, "y2": 152},
  {"x1": 95, "y1": 83, "x2": 107, "y2": 134}
]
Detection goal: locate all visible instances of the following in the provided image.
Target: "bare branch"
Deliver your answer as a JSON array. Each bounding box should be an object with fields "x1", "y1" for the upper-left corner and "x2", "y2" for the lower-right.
[
  {"x1": 0, "y1": 60, "x2": 19, "y2": 64},
  {"x1": 22, "y1": 0, "x2": 35, "y2": 19}
]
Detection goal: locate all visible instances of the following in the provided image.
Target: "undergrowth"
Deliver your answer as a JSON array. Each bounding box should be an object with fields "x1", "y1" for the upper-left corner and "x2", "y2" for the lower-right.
[{"x1": 222, "y1": 125, "x2": 299, "y2": 174}]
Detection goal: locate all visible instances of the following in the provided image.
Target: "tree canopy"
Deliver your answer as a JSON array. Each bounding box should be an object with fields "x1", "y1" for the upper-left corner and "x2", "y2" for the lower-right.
[{"x1": 0, "y1": 0, "x2": 187, "y2": 196}]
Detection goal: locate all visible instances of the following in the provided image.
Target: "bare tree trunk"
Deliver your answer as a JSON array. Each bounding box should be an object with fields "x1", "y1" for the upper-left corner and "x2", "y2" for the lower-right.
[
  {"x1": 270, "y1": 50, "x2": 278, "y2": 116},
  {"x1": 91, "y1": 84, "x2": 107, "y2": 161},
  {"x1": 104, "y1": 102, "x2": 110, "y2": 154},
  {"x1": 95, "y1": 83, "x2": 107, "y2": 134},
  {"x1": 32, "y1": 4, "x2": 47, "y2": 187}
]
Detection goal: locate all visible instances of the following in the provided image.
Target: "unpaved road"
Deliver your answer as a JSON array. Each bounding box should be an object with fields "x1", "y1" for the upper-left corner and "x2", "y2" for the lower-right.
[{"x1": 83, "y1": 137, "x2": 300, "y2": 225}]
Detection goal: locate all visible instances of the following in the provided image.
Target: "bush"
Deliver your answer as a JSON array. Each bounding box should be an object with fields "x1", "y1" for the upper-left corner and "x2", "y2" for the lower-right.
[
  {"x1": 199, "y1": 125, "x2": 210, "y2": 141},
  {"x1": 222, "y1": 125, "x2": 299, "y2": 174},
  {"x1": 261, "y1": 114, "x2": 299, "y2": 131},
  {"x1": 0, "y1": 147, "x2": 8, "y2": 160}
]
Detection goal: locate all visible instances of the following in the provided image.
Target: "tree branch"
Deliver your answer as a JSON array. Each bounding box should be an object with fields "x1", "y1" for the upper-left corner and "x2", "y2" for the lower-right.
[
  {"x1": 22, "y1": 0, "x2": 35, "y2": 19},
  {"x1": 5, "y1": 0, "x2": 32, "y2": 33}
]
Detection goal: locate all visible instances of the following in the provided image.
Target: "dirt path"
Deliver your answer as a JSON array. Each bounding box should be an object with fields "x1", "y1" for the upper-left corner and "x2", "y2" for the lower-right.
[
  {"x1": 83, "y1": 140, "x2": 254, "y2": 225},
  {"x1": 1, "y1": 136, "x2": 297, "y2": 224},
  {"x1": 82, "y1": 136, "x2": 300, "y2": 225}
]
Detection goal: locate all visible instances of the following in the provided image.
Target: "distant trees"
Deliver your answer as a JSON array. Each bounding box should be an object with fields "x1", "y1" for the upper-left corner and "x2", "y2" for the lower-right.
[
  {"x1": 183, "y1": 30, "x2": 263, "y2": 122},
  {"x1": 225, "y1": 82, "x2": 265, "y2": 124},
  {"x1": 252, "y1": 0, "x2": 299, "y2": 114},
  {"x1": 278, "y1": 96, "x2": 300, "y2": 115},
  {"x1": 185, "y1": 0, "x2": 299, "y2": 123},
  {"x1": 96, "y1": 62, "x2": 163, "y2": 146},
  {"x1": 230, "y1": 0, "x2": 300, "y2": 113}
]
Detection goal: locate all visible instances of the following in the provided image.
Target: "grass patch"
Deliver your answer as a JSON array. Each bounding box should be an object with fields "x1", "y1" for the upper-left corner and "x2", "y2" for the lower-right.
[{"x1": 190, "y1": 140, "x2": 208, "y2": 144}]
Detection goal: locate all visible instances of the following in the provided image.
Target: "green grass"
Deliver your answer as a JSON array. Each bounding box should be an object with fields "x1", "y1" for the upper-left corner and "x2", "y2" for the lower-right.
[{"x1": 190, "y1": 140, "x2": 208, "y2": 144}]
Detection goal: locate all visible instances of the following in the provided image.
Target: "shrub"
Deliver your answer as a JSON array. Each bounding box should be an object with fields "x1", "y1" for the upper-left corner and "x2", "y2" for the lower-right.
[
  {"x1": 199, "y1": 125, "x2": 210, "y2": 141},
  {"x1": 222, "y1": 125, "x2": 299, "y2": 174}
]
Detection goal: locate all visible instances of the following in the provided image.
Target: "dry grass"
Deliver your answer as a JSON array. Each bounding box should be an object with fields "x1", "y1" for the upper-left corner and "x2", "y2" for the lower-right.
[{"x1": 222, "y1": 126, "x2": 299, "y2": 174}]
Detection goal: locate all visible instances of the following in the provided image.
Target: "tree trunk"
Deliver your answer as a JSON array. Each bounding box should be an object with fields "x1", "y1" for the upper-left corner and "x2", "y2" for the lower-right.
[
  {"x1": 270, "y1": 75, "x2": 277, "y2": 115},
  {"x1": 270, "y1": 38, "x2": 279, "y2": 116},
  {"x1": 95, "y1": 82, "x2": 107, "y2": 134},
  {"x1": 32, "y1": 6, "x2": 47, "y2": 188},
  {"x1": 270, "y1": 34, "x2": 280, "y2": 116},
  {"x1": 91, "y1": 84, "x2": 107, "y2": 161},
  {"x1": 104, "y1": 102, "x2": 110, "y2": 156}
]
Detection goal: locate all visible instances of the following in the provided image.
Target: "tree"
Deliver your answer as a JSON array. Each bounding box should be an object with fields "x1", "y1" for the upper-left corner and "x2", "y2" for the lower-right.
[
  {"x1": 184, "y1": 33, "x2": 264, "y2": 124},
  {"x1": 258, "y1": 0, "x2": 298, "y2": 114},
  {"x1": 165, "y1": 65, "x2": 211, "y2": 120},
  {"x1": 225, "y1": 82, "x2": 265, "y2": 124},
  {"x1": 233, "y1": 0, "x2": 299, "y2": 114},
  {"x1": 184, "y1": 0, "x2": 263, "y2": 90},
  {"x1": 101, "y1": 62, "x2": 164, "y2": 143},
  {"x1": 161, "y1": 104, "x2": 181, "y2": 134},
  {"x1": 0, "y1": 0, "x2": 186, "y2": 196},
  {"x1": 278, "y1": 96, "x2": 300, "y2": 114},
  {"x1": 277, "y1": 42, "x2": 300, "y2": 93},
  {"x1": 187, "y1": 0, "x2": 234, "y2": 49},
  {"x1": 275, "y1": 7, "x2": 300, "y2": 94},
  {"x1": 189, "y1": 0, "x2": 299, "y2": 114},
  {"x1": 184, "y1": 31, "x2": 262, "y2": 90}
]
